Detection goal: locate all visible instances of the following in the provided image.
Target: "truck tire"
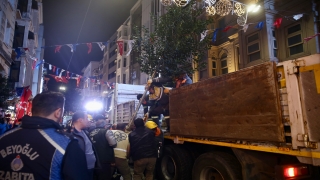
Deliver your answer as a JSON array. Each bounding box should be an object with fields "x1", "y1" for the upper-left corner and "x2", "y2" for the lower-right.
[
  {"x1": 192, "y1": 152, "x2": 242, "y2": 180},
  {"x1": 157, "y1": 145, "x2": 193, "y2": 180}
]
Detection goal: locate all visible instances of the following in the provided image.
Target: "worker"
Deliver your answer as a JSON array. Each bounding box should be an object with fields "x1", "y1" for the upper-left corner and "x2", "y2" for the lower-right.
[
  {"x1": 111, "y1": 123, "x2": 131, "y2": 180},
  {"x1": 146, "y1": 72, "x2": 192, "y2": 130},
  {"x1": 146, "y1": 84, "x2": 170, "y2": 127},
  {"x1": 148, "y1": 71, "x2": 193, "y2": 88},
  {"x1": 145, "y1": 121, "x2": 164, "y2": 158}
]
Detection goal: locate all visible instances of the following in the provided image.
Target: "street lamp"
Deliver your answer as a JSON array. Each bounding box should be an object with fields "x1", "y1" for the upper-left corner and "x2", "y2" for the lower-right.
[
  {"x1": 85, "y1": 101, "x2": 103, "y2": 111},
  {"x1": 247, "y1": 4, "x2": 261, "y2": 13}
]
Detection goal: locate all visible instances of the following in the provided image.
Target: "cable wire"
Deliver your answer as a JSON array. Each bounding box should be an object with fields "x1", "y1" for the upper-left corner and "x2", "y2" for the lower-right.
[{"x1": 66, "y1": 0, "x2": 94, "y2": 71}]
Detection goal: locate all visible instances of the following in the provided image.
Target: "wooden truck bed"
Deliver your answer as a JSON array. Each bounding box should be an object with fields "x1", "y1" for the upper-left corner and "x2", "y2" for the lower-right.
[{"x1": 169, "y1": 62, "x2": 285, "y2": 142}]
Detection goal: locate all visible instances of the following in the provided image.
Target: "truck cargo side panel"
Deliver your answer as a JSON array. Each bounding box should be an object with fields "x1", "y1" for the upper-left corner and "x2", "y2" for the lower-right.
[
  {"x1": 169, "y1": 62, "x2": 284, "y2": 142},
  {"x1": 299, "y1": 70, "x2": 320, "y2": 142}
]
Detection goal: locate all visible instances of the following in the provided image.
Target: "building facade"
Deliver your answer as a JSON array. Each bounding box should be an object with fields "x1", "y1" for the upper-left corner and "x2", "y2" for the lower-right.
[
  {"x1": 82, "y1": 61, "x2": 99, "y2": 97},
  {"x1": 11, "y1": 0, "x2": 44, "y2": 96},
  {"x1": 0, "y1": 0, "x2": 17, "y2": 77},
  {"x1": 198, "y1": 0, "x2": 320, "y2": 82}
]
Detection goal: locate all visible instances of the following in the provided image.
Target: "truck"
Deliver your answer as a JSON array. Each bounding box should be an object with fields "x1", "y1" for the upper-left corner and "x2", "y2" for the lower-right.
[
  {"x1": 107, "y1": 83, "x2": 145, "y2": 124},
  {"x1": 154, "y1": 54, "x2": 320, "y2": 180}
]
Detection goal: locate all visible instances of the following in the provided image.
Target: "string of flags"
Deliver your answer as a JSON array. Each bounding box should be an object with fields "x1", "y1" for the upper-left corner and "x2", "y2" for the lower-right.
[
  {"x1": 201, "y1": 13, "x2": 306, "y2": 43},
  {"x1": 200, "y1": 21, "x2": 264, "y2": 42},
  {"x1": 37, "y1": 40, "x2": 135, "y2": 57},
  {"x1": 44, "y1": 62, "x2": 115, "y2": 89}
]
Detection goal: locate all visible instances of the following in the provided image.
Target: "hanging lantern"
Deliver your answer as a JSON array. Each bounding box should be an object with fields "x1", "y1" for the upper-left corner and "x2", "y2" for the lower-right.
[
  {"x1": 206, "y1": 6, "x2": 216, "y2": 16},
  {"x1": 160, "y1": 0, "x2": 173, "y2": 6},
  {"x1": 173, "y1": 0, "x2": 190, "y2": 7},
  {"x1": 237, "y1": 15, "x2": 247, "y2": 26},
  {"x1": 215, "y1": 0, "x2": 232, "y2": 16},
  {"x1": 234, "y1": 2, "x2": 245, "y2": 16}
]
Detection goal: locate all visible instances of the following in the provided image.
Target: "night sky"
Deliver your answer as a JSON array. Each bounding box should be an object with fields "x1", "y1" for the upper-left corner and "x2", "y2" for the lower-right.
[{"x1": 42, "y1": 0, "x2": 138, "y2": 75}]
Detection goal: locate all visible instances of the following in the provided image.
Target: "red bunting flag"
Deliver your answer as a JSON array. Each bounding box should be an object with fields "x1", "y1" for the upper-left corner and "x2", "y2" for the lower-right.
[
  {"x1": 87, "y1": 43, "x2": 92, "y2": 54},
  {"x1": 117, "y1": 41, "x2": 124, "y2": 56},
  {"x1": 223, "y1": 26, "x2": 233, "y2": 32},
  {"x1": 49, "y1": 74, "x2": 69, "y2": 84},
  {"x1": 54, "y1": 45, "x2": 62, "y2": 53},
  {"x1": 274, "y1": 18, "x2": 283, "y2": 29},
  {"x1": 304, "y1": 33, "x2": 320, "y2": 42}
]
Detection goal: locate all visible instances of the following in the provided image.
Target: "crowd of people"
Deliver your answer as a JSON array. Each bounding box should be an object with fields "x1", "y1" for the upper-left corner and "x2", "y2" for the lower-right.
[{"x1": 0, "y1": 91, "x2": 164, "y2": 180}]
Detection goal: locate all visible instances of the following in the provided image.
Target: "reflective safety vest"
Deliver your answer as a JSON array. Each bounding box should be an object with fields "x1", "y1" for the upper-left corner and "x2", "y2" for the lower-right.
[{"x1": 111, "y1": 130, "x2": 129, "y2": 159}]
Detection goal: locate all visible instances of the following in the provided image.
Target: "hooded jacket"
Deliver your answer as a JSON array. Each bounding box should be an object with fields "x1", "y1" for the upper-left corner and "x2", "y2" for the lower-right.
[
  {"x1": 129, "y1": 127, "x2": 157, "y2": 161},
  {"x1": 0, "y1": 115, "x2": 89, "y2": 180}
]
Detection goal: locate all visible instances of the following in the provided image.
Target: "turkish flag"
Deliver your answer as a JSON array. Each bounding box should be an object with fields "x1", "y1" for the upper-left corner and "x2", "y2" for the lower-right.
[
  {"x1": 117, "y1": 41, "x2": 124, "y2": 56},
  {"x1": 274, "y1": 18, "x2": 282, "y2": 29}
]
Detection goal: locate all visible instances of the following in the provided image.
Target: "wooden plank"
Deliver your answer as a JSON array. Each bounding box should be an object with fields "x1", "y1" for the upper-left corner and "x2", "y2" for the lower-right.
[{"x1": 169, "y1": 62, "x2": 284, "y2": 142}]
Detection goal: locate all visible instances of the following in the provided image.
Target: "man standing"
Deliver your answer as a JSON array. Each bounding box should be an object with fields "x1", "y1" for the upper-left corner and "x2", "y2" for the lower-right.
[
  {"x1": 72, "y1": 111, "x2": 97, "y2": 179},
  {"x1": 0, "y1": 92, "x2": 89, "y2": 179},
  {"x1": 89, "y1": 118, "x2": 117, "y2": 180},
  {"x1": 145, "y1": 121, "x2": 164, "y2": 158},
  {"x1": 129, "y1": 118, "x2": 157, "y2": 180},
  {"x1": 111, "y1": 123, "x2": 131, "y2": 180}
]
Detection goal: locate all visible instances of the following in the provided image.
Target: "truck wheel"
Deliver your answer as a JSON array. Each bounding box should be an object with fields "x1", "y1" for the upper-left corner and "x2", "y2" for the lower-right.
[
  {"x1": 157, "y1": 145, "x2": 193, "y2": 180},
  {"x1": 192, "y1": 152, "x2": 242, "y2": 180}
]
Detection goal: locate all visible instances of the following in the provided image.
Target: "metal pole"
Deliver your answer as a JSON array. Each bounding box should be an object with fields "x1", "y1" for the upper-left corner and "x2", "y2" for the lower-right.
[{"x1": 127, "y1": 69, "x2": 157, "y2": 130}]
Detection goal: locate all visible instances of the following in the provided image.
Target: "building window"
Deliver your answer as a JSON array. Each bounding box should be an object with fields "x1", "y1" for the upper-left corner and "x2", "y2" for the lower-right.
[
  {"x1": 123, "y1": 58, "x2": 127, "y2": 67},
  {"x1": 220, "y1": 53, "x2": 228, "y2": 74},
  {"x1": 118, "y1": 59, "x2": 121, "y2": 68},
  {"x1": 4, "y1": 20, "x2": 12, "y2": 45},
  {"x1": 212, "y1": 57, "x2": 217, "y2": 76},
  {"x1": 247, "y1": 33, "x2": 261, "y2": 62},
  {"x1": 272, "y1": 30, "x2": 277, "y2": 57},
  {"x1": 108, "y1": 61, "x2": 115, "y2": 69},
  {"x1": 286, "y1": 24, "x2": 303, "y2": 56},
  {"x1": 122, "y1": 74, "x2": 126, "y2": 84},
  {"x1": 108, "y1": 71, "x2": 116, "y2": 80},
  {"x1": 109, "y1": 49, "x2": 116, "y2": 58},
  {"x1": 124, "y1": 42, "x2": 127, "y2": 52},
  {"x1": 200, "y1": 70, "x2": 206, "y2": 79},
  {"x1": 117, "y1": 75, "x2": 120, "y2": 83},
  {"x1": 123, "y1": 28, "x2": 127, "y2": 36}
]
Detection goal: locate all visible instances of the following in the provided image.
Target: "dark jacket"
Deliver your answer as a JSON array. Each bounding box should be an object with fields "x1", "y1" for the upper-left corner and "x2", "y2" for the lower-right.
[
  {"x1": 72, "y1": 128, "x2": 101, "y2": 169},
  {"x1": 89, "y1": 128, "x2": 116, "y2": 163},
  {"x1": 129, "y1": 127, "x2": 157, "y2": 161},
  {"x1": 0, "y1": 115, "x2": 89, "y2": 180}
]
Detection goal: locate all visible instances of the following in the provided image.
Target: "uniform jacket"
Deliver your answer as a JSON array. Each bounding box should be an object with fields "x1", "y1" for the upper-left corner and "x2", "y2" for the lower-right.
[
  {"x1": 0, "y1": 115, "x2": 89, "y2": 180},
  {"x1": 129, "y1": 127, "x2": 157, "y2": 161}
]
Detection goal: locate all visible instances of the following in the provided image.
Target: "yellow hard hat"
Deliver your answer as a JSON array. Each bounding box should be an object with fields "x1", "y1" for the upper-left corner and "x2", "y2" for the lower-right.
[{"x1": 145, "y1": 121, "x2": 157, "y2": 129}]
